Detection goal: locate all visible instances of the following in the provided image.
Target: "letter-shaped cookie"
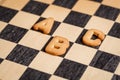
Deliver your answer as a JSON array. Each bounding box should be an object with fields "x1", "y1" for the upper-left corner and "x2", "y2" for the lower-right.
[
  {"x1": 33, "y1": 17, "x2": 54, "y2": 34},
  {"x1": 45, "y1": 36, "x2": 69, "y2": 55},
  {"x1": 82, "y1": 29, "x2": 105, "y2": 47}
]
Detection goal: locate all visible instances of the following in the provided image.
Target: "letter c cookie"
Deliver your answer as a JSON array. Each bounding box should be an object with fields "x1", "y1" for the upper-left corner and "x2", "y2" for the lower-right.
[{"x1": 82, "y1": 29, "x2": 105, "y2": 47}]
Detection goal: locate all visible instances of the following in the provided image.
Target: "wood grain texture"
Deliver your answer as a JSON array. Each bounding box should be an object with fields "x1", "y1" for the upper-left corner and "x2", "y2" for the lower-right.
[
  {"x1": 6, "y1": 44, "x2": 39, "y2": 66},
  {"x1": 90, "y1": 50, "x2": 120, "y2": 72},
  {"x1": 0, "y1": 24, "x2": 28, "y2": 43}
]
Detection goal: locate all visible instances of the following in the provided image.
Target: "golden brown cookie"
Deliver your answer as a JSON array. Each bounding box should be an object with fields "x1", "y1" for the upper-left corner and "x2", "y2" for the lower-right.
[
  {"x1": 45, "y1": 36, "x2": 69, "y2": 56},
  {"x1": 82, "y1": 29, "x2": 105, "y2": 47},
  {"x1": 33, "y1": 17, "x2": 54, "y2": 34}
]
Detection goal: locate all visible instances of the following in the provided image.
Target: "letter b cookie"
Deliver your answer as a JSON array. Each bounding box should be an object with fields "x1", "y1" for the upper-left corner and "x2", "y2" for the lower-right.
[{"x1": 45, "y1": 36, "x2": 69, "y2": 55}]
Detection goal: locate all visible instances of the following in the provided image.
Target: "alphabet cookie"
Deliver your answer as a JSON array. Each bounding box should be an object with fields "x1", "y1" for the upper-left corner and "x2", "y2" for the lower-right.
[
  {"x1": 82, "y1": 29, "x2": 105, "y2": 47},
  {"x1": 45, "y1": 36, "x2": 69, "y2": 55},
  {"x1": 33, "y1": 17, "x2": 54, "y2": 34}
]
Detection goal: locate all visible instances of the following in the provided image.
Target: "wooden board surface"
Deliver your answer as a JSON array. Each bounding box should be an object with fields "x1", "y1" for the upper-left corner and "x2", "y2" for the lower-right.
[{"x1": 0, "y1": 0, "x2": 120, "y2": 80}]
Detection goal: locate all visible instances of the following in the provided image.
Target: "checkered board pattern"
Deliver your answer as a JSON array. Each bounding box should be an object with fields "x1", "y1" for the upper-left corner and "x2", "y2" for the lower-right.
[{"x1": 0, "y1": 0, "x2": 120, "y2": 80}]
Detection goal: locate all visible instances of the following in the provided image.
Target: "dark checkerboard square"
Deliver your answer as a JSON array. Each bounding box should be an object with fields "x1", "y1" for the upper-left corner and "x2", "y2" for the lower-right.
[
  {"x1": 95, "y1": 5, "x2": 120, "y2": 20},
  {"x1": 112, "y1": 74, "x2": 120, "y2": 80},
  {"x1": 75, "y1": 29, "x2": 99, "y2": 49},
  {"x1": 22, "y1": 1, "x2": 49, "y2": 15},
  {"x1": 6, "y1": 44, "x2": 39, "y2": 66},
  {"x1": 90, "y1": 50, "x2": 120, "y2": 73},
  {"x1": 0, "y1": 24, "x2": 28, "y2": 43},
  {"x1": 53, "y1": 0, "x2": 78, "y2": 9},
  {"x1": 64, "y1": 11, "x2": 91, "y2": 28},
  {"x1": 54, "y1": 59, "x2": 87, "y2": 80},
  {"x1": 0, "y1": 58, "x2": 3, "y2": 64},
  {"x1": 0, "y1": 6, "x2": 18, "y2": 22},
  {"x1": 75, "y1": 29, "x2": 87, "y2": 44},
  {"x1": 32, "y1": 17, "x2": 61, "y2": 35},
  {"x1": 19, "y1": 68, "x2": 51, "y2": 80},
  {"x1": 108, "y1": 22, "x2": 120, "y2": 38}
]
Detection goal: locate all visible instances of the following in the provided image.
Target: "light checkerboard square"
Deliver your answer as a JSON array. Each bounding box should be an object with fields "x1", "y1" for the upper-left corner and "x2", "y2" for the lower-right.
[
  {"x1": 10, "y1": 11, "x2": 40, "y2": 29},
  {"x1": 0, "y1": 21, "x2": 7, "y2": 32},
  {"x1": 19, "y1": 30, "x2": 51, "y2": 50},
  {"x1": 0, "y1": 60, "x2": 27, "y2": 80},
  {"x1": 65, "y1": 43, "x2": 97, "y2": 65},
  {"x1": 52, "y1": 23, "x2": 83, "y2": 42},
  {"x1": 102, "y1": 0, "x2": 120, "y2": 9},
  {"x1": 80, "y1": 66, "x2": 113, "y2": 80},
  {"x1": 49, "y1": 75, "x2": 68, "y2": 80},
  {"x1": 1, "y1": 0, "x2": 29, "y2": 10},
  {"x1": 116, "y1": 14, "x2": 120, "y2": 23},
  {"x1": 41, "y1": 5, "x2": 71, "y2": 22},
  {"x1": 72, "y1": 0, "x2": 100, "y2": 15},
  {"x1": 115, "y1": 63, "x2": 120, "y2": 75},
  {"x1": 29, "y1": 51, "x2": 63, "y2": 74},
  {"x1": 0, "y1": 39, "x2": 16, "y2": 58},
  {"x1": 85, "y1": 16, "x2": 114, "y2": 34},
  {"x1": 99, "y1": 36, "x2": 120, "y2": 56}
]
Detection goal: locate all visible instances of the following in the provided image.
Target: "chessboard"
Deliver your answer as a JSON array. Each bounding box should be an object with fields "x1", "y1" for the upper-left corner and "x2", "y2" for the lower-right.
[{"x1": 0, "y1": 0, "x2": 120, "y2": 80}]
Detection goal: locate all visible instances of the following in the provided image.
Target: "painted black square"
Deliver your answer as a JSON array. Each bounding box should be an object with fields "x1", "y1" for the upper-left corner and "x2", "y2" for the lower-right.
[
  {"x1": 75, "y1": 29, "x2": 99, "y2": 49},
  {"x1": 0, "y1": 58, "x2": 3, "y2": 64},
  {"x1": 95, "y1": 5, "x2": 120, "y2": 20},
  {"x1": 22, "y1": 1, "x2": 49, "y2": 15},
  {"x1": 92, "y1": 0, "x2": 103, "y2": 2},
  {"x1": 112, "y1": 74, "x2": 120, "y2": 80},
  {"x1": 6, "y1": 44, "x2": 39, "y2": 66},
  {"x1": 108, "y1": 22, "x2": 120, "y2": 38},
  {"x1": 0, "y1": 6, "x2": 18, "y2": 22},
  {"x1": 64, "y1": 11, "x2": 91, "y2": 28},
  {"x1": 19, "y1": 68, "x2": 51, "y2": 80},
  {"x1": 31, "y1": 17, "x2": 61, "y2": 35},
  {"x1": 0, "y1": 24, "x2": 28, "y2": 43},
  {"x1": 53, "y1": 0, "x2": 78, "y2": 9},
  {"x1": 75, "y1": 29, "x2": 87, "y2": 44},
  {"x1": 90, "y1": 50, "x2": 120, "y2": 73},
  {"x1": 54, "y1": 59, "x2": 87, "y2": 80}
]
